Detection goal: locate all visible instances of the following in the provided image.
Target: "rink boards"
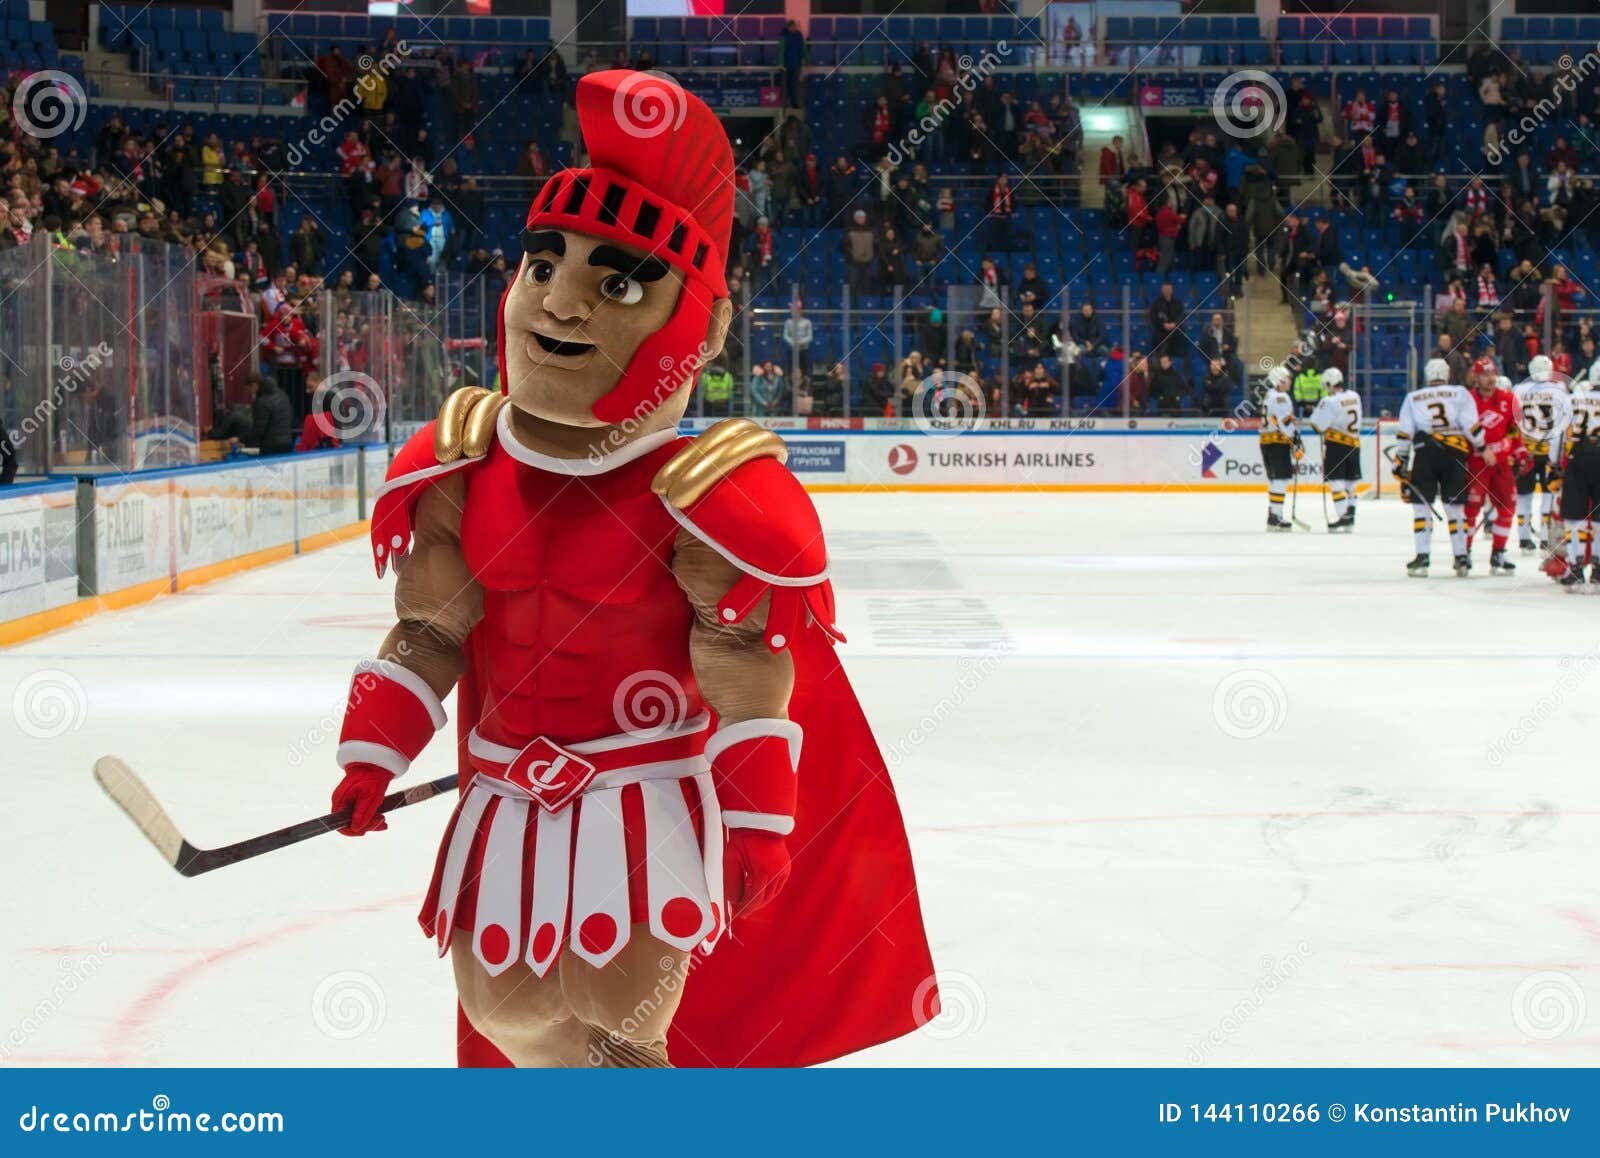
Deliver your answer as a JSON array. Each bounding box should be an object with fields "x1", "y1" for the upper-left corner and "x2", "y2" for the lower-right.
[
  {"x1": 680, "y1": 418, "x2": 1394, "y2": 495},
  {"x1": 0, "y1": 425, "x2": 1401, "y2": 642},
  {"x1": 0, "y1": 446, "x2": 388, "y2": 644}
]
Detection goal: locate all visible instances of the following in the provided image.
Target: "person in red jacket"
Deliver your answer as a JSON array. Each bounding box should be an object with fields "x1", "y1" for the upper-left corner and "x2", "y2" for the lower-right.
[
  {"x1": 1464, "y1": 356, "x2": 1528, "y2": 574},
  {"x1": 1155, "y1": 201, "x2": 1187, "y2": 273},
  {"x1": 1099, "y1": 135, "x2": 1126, "y2": 184}
]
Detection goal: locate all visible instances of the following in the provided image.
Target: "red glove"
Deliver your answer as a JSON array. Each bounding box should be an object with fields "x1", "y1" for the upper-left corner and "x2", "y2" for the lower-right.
[
  {"x1": 706, "y1": 719, "x2": 802, "y2": 920},
  {"x1": 333, "y1": 659, "x2": 446, "y2": 835},
  {"x1": 331, "y1": 766, "x2": 393, "y2": 835},
  {"x1": 723, "y1": 830, "x2": 792, "y2": 915}
]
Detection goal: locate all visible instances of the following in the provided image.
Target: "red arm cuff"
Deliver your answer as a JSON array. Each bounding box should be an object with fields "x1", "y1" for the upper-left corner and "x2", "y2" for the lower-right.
[
  {"x1": 336, "y1": 659, "x2": 447, "y2": 777},
  {"x1": 706, "y1": 719, "x2": 802, "y2": 835}
]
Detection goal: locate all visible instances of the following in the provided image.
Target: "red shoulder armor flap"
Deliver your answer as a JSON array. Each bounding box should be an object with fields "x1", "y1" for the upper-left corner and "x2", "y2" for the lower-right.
[
  {"x1": 368, "y1": 424, "x2": 477, "y2": 577},
  {"x1": 668, "y1": 455, "x2": 845, "y2": 650}
]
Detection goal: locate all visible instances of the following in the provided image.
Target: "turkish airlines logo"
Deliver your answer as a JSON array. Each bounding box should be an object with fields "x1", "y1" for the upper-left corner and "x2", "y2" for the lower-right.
[{"x1": 887, "y1": 444, "x2": 919, "y2": 475}]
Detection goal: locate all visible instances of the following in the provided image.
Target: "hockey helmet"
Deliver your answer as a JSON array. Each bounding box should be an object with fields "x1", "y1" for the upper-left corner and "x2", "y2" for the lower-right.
[
  {"x1": 1423, "y1": 358, "x2": 1451, "y2": 385},
  {"x1": 1266, "y1": 365, "x2": 1290, "y2": 389},
  {"x1": 1321, "y1": 367, "x2": 1344, "y2": 390},
  {"x1": 1528, "y1": 354, "x2": 1553, "y2": 382}
]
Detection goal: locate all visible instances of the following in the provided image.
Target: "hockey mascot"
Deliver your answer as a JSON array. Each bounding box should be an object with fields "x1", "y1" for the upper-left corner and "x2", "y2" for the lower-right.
[{"x1": 330, "y1": 71, "x2": 937, "y2": 1067}]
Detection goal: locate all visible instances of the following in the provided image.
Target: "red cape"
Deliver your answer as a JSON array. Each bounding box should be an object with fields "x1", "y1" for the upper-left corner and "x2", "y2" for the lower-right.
[{"x1": 669, "y1": 625, "x2": 938, "y2": 1067}]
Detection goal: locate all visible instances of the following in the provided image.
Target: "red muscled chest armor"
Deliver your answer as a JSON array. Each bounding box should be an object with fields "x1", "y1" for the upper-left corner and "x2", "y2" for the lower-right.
[{"x1": 457, "y1": 438, "x2": 702, "y2": 747}]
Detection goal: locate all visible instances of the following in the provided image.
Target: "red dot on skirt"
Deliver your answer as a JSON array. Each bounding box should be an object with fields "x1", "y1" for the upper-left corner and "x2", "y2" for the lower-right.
[
  {"x1": 479, "y1": 923, "x2": 510, "y2": 965},
  {"x1": 579, "y1": 913, "x2": 617, "y2": 954},
  {"x1": 661, "y1": 897, "x2": 702, "y2": 939},
  {"x1": 530, "y1": 921, "x2": 558, "y2": 962}
]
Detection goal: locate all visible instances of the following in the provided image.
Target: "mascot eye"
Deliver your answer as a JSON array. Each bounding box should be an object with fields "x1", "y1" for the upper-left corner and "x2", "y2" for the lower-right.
[
  {"x1": 600, "y1": 274, "x2": 644, "y2": 305},
  {"x1": 526, "y1": 259, "x2": 554, "y2": 286}
]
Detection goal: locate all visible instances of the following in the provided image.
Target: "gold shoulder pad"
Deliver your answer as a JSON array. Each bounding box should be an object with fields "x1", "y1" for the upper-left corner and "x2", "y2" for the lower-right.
[
  {"x1": 434, "y1": 387, "x2": 508, "y2": 463},
  {"x1": 651, "y1": 418, "x2": 788, "y2": 510}
]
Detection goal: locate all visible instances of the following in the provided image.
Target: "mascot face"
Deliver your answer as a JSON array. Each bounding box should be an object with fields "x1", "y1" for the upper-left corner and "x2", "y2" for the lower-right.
[{"x1": 502, "y1": 227, "x2": 730, "y2": 430}]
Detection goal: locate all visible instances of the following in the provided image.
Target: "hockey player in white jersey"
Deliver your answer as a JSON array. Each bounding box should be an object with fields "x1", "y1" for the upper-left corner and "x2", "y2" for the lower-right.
[
  {"x1": 1393, "y1": 358, "x2": 1487, "y2": 577},
  {"x1": 1556, "y1": 374, "x2": 1600, "y2": 590},
  {"x1": 1512, "y1": 355, "x2": 1572, "y2": 553},
  {"x1": 1306, "y1": 367, "x2": 1362, "y2": 532},
  {"x1": 1259, "y1": 365, "x2": 1301, "y2": 531}
]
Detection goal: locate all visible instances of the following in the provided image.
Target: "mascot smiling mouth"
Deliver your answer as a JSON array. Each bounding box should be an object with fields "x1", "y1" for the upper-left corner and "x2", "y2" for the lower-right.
[{"x1": 531, "y1": 331, "x2": 595, "y2": 357}]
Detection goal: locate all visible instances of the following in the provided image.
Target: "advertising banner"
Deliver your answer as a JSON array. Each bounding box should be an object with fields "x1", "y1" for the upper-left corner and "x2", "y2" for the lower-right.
[
  {"x1": 294, "y1": 451, "x2": 362, "y2": 541},
  {"x1": 0, "y1": 483, "x2": 79, "y2": 620},
  {"x1": 90, "y1": 477, "x2": 173, "y2": 594},
  {"x1": 773, "y1": 429, "x2": 1381, "y2": 491},
  {"x1": 171, "y1": 459, "x2": 297, "y2": 575}
]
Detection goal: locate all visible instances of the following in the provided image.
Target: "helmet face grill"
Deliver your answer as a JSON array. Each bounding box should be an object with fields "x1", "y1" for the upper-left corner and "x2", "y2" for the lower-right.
[{"x1": 525, "y1": 169, "x2": 724, "y2": 295}]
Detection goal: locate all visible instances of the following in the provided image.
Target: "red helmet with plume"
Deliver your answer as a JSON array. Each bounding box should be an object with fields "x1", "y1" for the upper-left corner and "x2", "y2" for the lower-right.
[{"x1": 498, "y1": 70, "x2": 735, "y2": 425}]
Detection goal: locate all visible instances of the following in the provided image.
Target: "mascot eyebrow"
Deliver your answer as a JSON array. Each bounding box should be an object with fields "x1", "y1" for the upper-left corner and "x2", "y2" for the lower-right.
[{"x1": 521, "y1": 229, "x2": 670, "y2": 283}]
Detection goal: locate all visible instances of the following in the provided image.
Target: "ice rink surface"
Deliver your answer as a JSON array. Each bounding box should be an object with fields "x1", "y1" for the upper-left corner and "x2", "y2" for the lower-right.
[{"x1": 2, "y1": 491, "x2": 1597, "y2": 1067}]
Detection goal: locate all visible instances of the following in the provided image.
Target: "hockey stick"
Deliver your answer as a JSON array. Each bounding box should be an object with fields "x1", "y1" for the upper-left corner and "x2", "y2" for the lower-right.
[
  {"x1": 93, "y1": 756, "x2": 458, "y2": 877},
  {"x1": 1289, "y1": 454, "x2": 1312, "y2": 530},
  {"x1": 1385, "y1": 446, "x2": 1445, "y2": 523}
]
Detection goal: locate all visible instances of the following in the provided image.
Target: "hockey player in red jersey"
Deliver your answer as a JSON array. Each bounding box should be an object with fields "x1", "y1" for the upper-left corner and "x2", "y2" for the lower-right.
[
  {"x1": 1463, "y1": 356, "x2": 1527, "y2": 575},
  {"x1": 328, "y1": 71, "x2": 935, "y2": 1067}
]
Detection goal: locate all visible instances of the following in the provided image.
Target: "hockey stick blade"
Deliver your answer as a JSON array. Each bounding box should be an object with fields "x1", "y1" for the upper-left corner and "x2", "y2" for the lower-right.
[{"x1": 93, "y1": 756, "x2": 458, "y2": 877}]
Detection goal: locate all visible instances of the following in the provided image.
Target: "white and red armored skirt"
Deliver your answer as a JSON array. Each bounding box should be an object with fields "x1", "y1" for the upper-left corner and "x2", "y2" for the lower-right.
[{"x1": 421, "y1": 712, "x2": 725, "y2": 975}]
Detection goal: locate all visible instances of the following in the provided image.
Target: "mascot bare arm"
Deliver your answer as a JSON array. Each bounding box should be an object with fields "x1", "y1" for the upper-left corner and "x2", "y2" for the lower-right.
[
  {"x1": 331, "y1": 477, "x2": 480, "y2": 835},
  {"x1": 673, "y1": 530, "x2": 797, "y2": 912}
]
